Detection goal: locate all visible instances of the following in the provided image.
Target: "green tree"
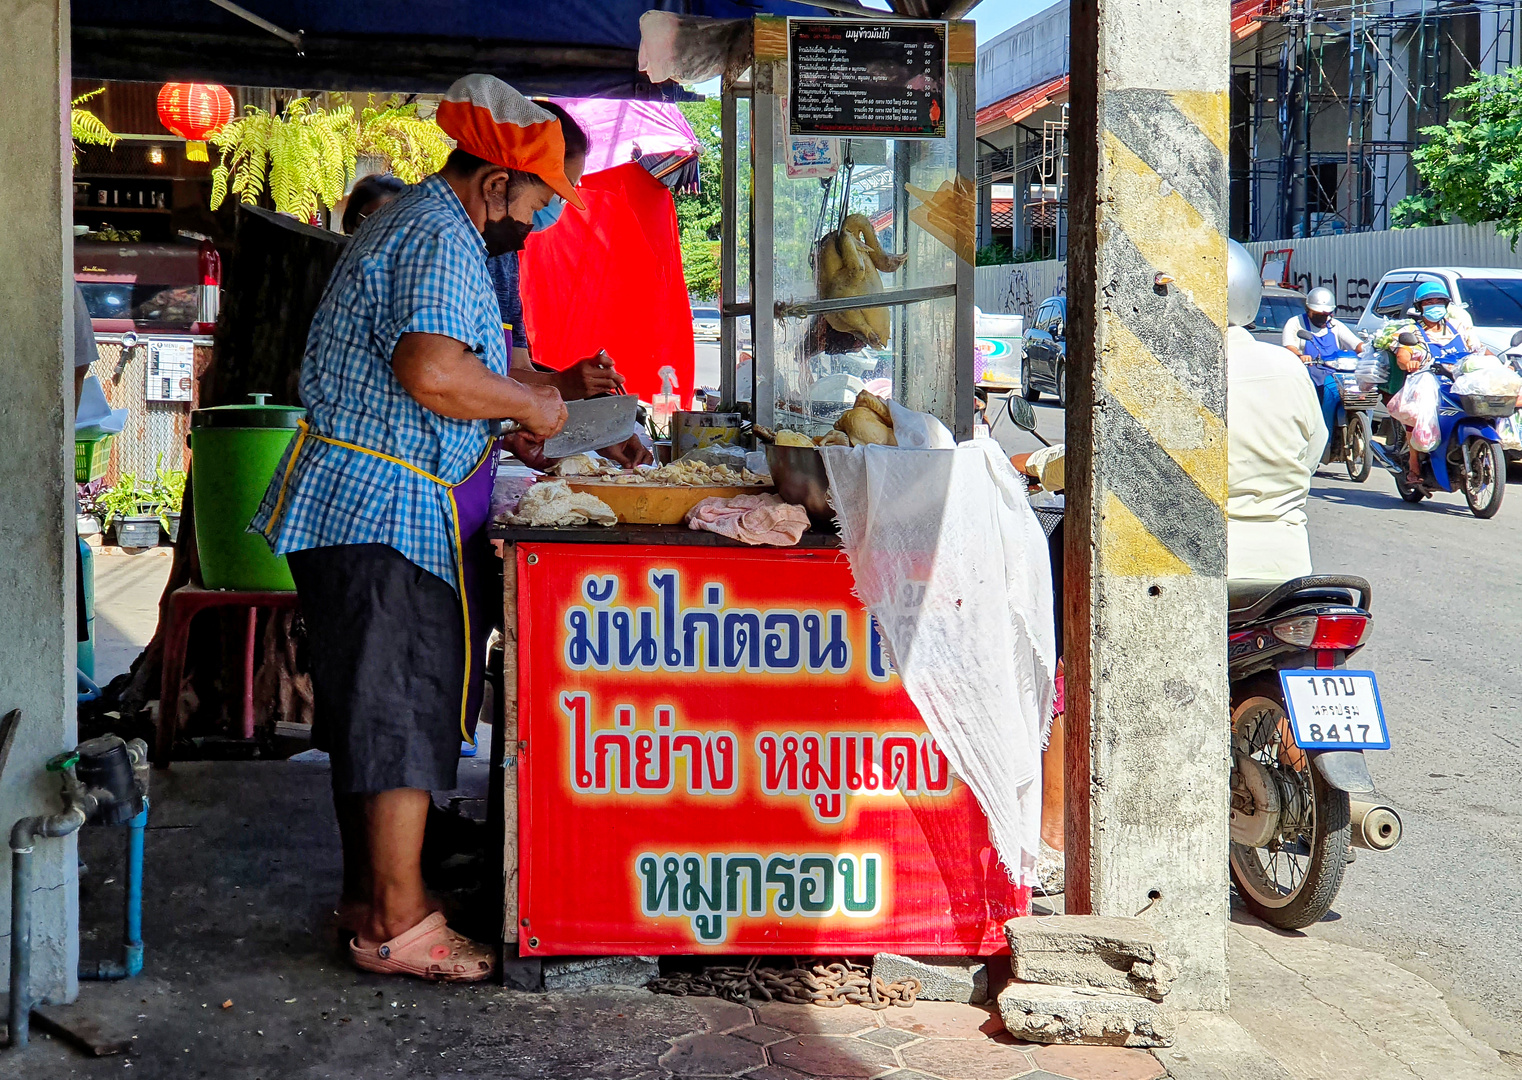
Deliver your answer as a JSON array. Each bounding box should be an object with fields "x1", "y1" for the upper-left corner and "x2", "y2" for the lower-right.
[
  {"x1": 676, "y1": 100, "x2": 724, "y2": 300},
  {"x1": 1392, "y1": 67, "x2": 1522, "y2": 242}
]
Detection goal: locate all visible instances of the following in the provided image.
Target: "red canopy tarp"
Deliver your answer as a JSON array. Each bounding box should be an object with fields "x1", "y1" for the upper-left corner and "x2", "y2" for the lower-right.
[{"x1": 519, "y1": 162, "x2": 694, "y2": 408}]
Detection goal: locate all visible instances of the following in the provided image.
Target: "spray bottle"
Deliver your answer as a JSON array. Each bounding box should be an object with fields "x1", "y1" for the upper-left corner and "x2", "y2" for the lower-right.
[{"x1": 652, "y1": 365, "x2": 680, "y2": 436}]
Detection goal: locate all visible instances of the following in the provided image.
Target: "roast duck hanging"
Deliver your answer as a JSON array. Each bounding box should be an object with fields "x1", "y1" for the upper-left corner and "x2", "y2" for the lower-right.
[{"x1": 815, "y1": 213, "x2": 908, "y2": 349}]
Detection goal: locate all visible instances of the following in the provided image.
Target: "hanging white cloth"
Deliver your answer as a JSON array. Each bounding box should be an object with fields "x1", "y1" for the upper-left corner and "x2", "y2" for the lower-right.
[{"x1": 821, "y1": 431, "x2": 1056, "y2": 886}]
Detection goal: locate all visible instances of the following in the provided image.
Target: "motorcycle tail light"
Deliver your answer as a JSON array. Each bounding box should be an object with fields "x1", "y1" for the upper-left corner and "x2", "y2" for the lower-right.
[
  {"x1": 1270, "y1": 614, "x2": 1370, "y2": 650},
  {"x1": 1270, "y1": 615, "x2": 1317, "y2": 647},
  {"x1": 1312, "y1": 614, "x2": 1371, "y2": 650}
]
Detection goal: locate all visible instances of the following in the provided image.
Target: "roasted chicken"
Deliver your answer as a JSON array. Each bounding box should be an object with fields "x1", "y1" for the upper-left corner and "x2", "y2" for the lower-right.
[{"x1": 816, "y1": 213, "x2": 908, "y2": 349}]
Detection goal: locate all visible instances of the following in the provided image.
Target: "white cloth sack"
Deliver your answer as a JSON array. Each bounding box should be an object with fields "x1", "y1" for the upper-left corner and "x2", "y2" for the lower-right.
[{"x1": 821, "y1": 439, "x2": 1056, "y2": 886}]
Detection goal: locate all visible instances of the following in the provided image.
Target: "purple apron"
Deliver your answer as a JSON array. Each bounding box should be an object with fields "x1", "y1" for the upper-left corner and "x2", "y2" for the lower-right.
[{"x1": 453, "y1": 444, "x2": 499, "y2": 745}]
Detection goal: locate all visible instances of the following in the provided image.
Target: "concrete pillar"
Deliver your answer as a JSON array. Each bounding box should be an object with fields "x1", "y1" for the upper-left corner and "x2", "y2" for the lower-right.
[
  {"x1": 0, "y1": 0, "x2": 80, "y2": 1002},
  {"x1": 1065, "y1": 0, "x2": 1232, "y2": 1010}
]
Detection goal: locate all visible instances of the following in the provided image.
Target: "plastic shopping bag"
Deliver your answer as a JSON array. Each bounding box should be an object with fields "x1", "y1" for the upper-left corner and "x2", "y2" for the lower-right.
[
  {"x1": 1452, "y1": 364, "x2": 1522, "y2": 398},
  {"x1": 1387, "y1": 369, "x2": 1441, "y2": 452},
  {"x1": 1355, "y1": 348, "x2": 1390, "y2": 391}
]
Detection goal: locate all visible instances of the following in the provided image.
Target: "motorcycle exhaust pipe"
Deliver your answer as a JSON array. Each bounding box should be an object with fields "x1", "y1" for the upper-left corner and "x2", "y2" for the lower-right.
[{"x1": 1350, "y1": 800, "x2": 1402, "y2": 851}]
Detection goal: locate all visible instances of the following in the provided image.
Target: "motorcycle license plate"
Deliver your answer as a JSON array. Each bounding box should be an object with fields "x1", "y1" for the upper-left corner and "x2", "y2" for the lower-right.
[{"x1": 1279, "y1": 670, "x2": 1390, "y2": 750}]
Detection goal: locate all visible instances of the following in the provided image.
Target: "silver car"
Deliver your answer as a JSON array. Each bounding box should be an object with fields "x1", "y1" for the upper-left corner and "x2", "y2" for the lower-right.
[{"x1": 691, "y1": 306, "x2": 721, "y2": 342}]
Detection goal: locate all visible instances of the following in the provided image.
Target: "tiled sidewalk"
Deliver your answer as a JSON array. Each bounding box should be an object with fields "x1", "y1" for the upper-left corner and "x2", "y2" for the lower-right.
[{"x1": 660, "y1": 996, "x2": 1167, "y2": 1080}]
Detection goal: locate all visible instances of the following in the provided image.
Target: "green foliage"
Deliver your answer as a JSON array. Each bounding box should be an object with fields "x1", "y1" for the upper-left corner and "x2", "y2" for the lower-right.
[
  {"x1": 976, "y1": 241, "x2": 1014, "y2": 265},
  {"x1": 210, "y1": 95, "x2": 450, "y2": 220},
  {"x1": 1392, "y1": 67, "x2": 1522, "y2": 243},
  {"x1": 676, "y1": 100, "x2": 724, "y2": 301},
  {"x1": 976, "y1": 242, "x2": 1053, "y2": 266},
  {"x1": 360, "y1": 99, "x2": 452, "y2": 184},
  {"x1": 149, "y1": 456, "x2": 186, "y2": 529},
  {"x1": 96, "y1": 473, "x2": 146, "y2": 526},
  {"x1": 70, "y1": 89, "x2": 117, "y2": 166}
]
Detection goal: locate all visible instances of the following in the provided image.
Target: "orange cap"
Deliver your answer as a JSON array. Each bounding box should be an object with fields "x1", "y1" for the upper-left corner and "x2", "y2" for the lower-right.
[{"x1": 436, "y1": 74, "x2": 585, "y2": 210}]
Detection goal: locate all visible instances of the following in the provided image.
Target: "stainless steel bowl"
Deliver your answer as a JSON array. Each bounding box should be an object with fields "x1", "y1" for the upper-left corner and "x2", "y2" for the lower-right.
[{"x1": 764, "y1": 442, "x2": 835, "y2": 526}]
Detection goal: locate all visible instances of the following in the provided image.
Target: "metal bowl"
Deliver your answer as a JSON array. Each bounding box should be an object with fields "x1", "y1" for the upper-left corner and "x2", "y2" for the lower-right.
[{"x1": 764, "y1": 442, "x2": 835, "y2": 526}]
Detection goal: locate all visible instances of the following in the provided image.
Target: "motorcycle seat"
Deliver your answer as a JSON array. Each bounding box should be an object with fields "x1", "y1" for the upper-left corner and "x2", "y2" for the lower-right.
[{"x1": 1227, "y1": 574, "x2": 1373, "y2": 626}]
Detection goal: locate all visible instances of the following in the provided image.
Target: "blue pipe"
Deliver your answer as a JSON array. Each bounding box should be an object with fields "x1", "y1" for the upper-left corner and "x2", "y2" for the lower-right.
[{"x1": 80, "y1": 800, "x2": 148, "y2": 981}]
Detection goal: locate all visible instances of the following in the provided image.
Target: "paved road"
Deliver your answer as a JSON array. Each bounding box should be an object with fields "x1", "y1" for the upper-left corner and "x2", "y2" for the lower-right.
[{"x1": 989, "y1": 392, "x2": 1522, "y2": 1055}]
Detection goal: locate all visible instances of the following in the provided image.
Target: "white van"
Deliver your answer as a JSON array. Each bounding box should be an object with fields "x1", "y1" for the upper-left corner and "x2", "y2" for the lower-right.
[{"x1": 1354, "y1": 267, "x2": 1522, "y2": 354}]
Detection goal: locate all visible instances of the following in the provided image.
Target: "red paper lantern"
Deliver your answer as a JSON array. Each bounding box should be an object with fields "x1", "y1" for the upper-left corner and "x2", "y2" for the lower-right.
[{"x1": 156, "y1": 83, "x2": 235, "y2": 143}]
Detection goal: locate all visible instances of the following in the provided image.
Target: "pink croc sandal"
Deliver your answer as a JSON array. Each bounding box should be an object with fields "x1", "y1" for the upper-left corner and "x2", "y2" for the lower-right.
[{"x1": 349, "y1": 912, "x2": 494, "y2": 982}]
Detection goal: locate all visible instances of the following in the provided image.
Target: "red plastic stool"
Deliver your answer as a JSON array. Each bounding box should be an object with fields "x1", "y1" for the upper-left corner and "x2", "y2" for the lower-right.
[{"x1": 155, "y1": 583, "x2": 300, "y2": 768}]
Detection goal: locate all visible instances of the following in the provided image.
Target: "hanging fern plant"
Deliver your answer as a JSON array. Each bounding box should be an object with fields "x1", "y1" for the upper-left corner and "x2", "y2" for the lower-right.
[
  {"x1": 71, "y1": 89, "x2": 118, "y2": 165},
  {"x1": 210, "y1": 95, "x2": 451, "y2": 220}
]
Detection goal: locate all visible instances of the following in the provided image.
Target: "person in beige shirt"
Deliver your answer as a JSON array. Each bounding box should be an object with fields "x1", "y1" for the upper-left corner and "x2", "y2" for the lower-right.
[{"x1": 1226, "y1": 242, "x2": 1329, "y2": 586}]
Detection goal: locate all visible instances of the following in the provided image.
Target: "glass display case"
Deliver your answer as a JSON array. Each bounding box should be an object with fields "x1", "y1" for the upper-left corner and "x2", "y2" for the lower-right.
[{"x1": 719, "y1": 16, "x2": 977, "y2": 439}]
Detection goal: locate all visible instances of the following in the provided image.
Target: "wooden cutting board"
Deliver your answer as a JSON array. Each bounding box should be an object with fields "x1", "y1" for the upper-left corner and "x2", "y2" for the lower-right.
[{"x1": 563, "y1": 480, "x2": 772, "y2": 525}]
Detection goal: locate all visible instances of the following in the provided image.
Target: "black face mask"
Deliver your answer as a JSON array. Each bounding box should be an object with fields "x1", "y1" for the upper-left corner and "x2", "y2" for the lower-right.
[
  {"x1": 482, "y1": 212, "x2": 533, "y2": 257},
  {"x1": 1308, "y1": 311, "x2": 1331, "y2": 328}
]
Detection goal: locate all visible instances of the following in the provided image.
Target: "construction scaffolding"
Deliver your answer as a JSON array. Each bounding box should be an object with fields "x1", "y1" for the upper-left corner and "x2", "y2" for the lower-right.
[{"x1": 1232, "y1": 0, "x2": 1518, "y2": 242}]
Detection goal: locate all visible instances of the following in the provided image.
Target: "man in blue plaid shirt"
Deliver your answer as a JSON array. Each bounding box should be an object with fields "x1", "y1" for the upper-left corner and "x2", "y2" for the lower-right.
[{"x1": 252, "y1": 75, "x2": 581, "y2": 982}]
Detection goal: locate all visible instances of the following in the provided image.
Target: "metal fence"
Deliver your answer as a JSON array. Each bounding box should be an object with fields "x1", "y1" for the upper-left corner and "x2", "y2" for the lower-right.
[
  {"x1": 975, "y1": 259, "x2": 1067, "y2": 321},
  {"x1": 1242, "y1": 222, "x2": 1522, "y2": 319},
  {"x1": 87, "y1": 339, "x2": 210, "y2": 486},
  {"x1": 975, "y1": 222, "x2": 1522, "y2": 321}
]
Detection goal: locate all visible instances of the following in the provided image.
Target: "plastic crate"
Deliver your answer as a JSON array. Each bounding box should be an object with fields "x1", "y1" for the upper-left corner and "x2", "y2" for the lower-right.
[
  {"x1": 1457, "y1": 394, "x2": 1518, "y2": 419},
  {"x1": 74, "y1": 434, "x2": 113, "y2": 483}
]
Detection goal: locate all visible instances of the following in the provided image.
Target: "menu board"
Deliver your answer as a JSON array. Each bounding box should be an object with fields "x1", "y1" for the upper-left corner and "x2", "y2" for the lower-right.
[
  {"x1": 788, "y1": 19, "x2": 947, "y2": 139},
  {"x1": 146, "y1": 339, "x2": 194, "y2": 403}
]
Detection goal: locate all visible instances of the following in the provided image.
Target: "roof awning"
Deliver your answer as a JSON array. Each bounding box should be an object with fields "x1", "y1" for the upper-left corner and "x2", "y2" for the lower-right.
[
  {"x1": 975, "y1": 74, "x2": 1069, "y2": 137},
  {"x1": 1231, "y1": 0, "x2": 1285, "y2": 41},
  {"x1": 70, "y1": 0, "x2": 831, "y2": 96}
]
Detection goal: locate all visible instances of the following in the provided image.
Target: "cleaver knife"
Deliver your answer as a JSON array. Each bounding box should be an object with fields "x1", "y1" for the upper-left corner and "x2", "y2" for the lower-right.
[{"x1": 538, "y1": 394, "x2": 643, "y2": 459}]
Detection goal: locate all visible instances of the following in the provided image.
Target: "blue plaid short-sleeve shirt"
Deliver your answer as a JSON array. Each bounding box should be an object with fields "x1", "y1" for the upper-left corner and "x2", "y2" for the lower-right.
[{"x1": 250, "y1": 174, "x2": 505, "y2": 592}]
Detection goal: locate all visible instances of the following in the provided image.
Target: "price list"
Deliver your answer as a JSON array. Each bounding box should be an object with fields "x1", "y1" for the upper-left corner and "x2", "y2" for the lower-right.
[{"x1": 788, "y1": 19, "x2": 947, "y2": 139}]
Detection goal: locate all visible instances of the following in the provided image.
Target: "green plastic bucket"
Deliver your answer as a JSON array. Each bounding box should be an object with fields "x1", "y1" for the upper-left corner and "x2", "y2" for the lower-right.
[{"x1": 190, "y1": 393, "x2": 305, "y2": 591}]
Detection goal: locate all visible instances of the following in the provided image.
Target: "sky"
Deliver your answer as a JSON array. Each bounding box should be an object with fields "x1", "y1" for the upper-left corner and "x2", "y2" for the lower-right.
[{"x1": 959, "y1": 0, "x2": 1056, "y2": 41}]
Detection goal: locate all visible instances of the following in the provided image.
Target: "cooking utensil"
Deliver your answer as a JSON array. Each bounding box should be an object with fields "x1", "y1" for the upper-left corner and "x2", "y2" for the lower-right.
[
  {"x1": 764, "y1": 443, "x2": 835, "y2": 527},
  {"x1": 540, "y1": 395, "x2": 642, "y2": 459}
]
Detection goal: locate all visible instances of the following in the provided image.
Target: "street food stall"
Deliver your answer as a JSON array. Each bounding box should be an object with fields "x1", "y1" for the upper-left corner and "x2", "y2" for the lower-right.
[{"x1": 489, "y1": 15, "x2": 1017, "y2": 961}]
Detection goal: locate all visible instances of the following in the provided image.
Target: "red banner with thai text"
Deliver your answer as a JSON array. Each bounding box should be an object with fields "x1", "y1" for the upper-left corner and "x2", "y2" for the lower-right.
[{"x1": 517, "y1": 543, "x2": 1028, "y2": 955}]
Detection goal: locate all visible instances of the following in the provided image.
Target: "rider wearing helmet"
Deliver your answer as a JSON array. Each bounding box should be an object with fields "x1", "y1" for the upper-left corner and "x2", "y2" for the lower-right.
[
  {"x1": 1226, "y1": 240, "x2": 1329, "y2": 586},
  {"x1": 1392, "y1": 280, "x2": 1481, "y2": 483},
  {"x1": 1282, "y1": 287, "x2": 1363, "y2": 361}
]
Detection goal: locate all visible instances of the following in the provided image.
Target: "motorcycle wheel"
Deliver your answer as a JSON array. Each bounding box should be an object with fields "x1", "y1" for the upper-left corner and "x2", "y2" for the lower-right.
[
  {"x1": 1021, "y1": 358, "x2": 1041, "y2": 402},
  {"x1": 1463, "y1": 436, "x2": 1506, "y2": 519},
  {"x1": 1228, "y1": 675, "x2": 1351, "y2": 930},
  {"x1": 1345, "y1": 412, "x2": 1372, "y2": 483}
]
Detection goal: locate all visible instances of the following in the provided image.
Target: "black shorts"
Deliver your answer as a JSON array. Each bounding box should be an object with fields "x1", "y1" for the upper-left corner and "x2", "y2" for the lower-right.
[{"x1": 288, "y1": 543, "x2": 469, "y2": 795}]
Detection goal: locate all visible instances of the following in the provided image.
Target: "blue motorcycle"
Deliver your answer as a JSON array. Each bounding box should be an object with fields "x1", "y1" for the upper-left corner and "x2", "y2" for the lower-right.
[
  {"x1": 1373, "y1": 332, "x2": 1514, "y2": 519},
  {"x1": 1297, "y1": 331, "x2": 1378, "y2": 482}
]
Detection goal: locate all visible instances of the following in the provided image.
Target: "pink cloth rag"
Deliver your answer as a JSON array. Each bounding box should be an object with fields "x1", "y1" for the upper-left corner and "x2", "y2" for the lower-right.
[{"x1": 684, "y1": 493, "x2": 809, "y2": 546}]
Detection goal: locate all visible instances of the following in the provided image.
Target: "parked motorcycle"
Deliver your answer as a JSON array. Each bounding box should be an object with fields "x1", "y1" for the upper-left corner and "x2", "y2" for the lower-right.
[
  {"x1": 1227, "y1": 576, "x2": 1398, "y2": 928},
  {"x1": 1002, "y1": 395, "x2": 1402, "y2": 930},
  {"x1": 1372, "y1": 331, "x2": 1514, "y2": 518},
  {"x1": 1296, "y1": 329, "x2": 1378, "y2": 482}
]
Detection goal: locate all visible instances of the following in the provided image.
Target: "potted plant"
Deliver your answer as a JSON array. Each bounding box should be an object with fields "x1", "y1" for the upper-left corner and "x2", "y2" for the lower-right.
[
  {"x1": 98, "y1": 473, "x2": 161, "y2": 549},
  {"x1": 150, "y1": 459, "x2": 187, "y2": 543},
  {"x1": 76, "y1": 478, "x2": 106, "y2": 537}
]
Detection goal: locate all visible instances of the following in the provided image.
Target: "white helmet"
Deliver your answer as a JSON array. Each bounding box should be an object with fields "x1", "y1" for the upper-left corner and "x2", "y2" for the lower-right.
[
  {"x1": 1306, "y1": 287, "x2": 1336, "y2": 314},
  {"x1": 1227, "y1": 240, "x2": 1262, "y2": 328}
]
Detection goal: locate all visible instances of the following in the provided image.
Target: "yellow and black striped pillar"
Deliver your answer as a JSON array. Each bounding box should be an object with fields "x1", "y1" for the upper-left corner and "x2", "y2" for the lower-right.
[{"x1": 1066, "y1": 0, "x2": 1233, "y2": 1010}]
